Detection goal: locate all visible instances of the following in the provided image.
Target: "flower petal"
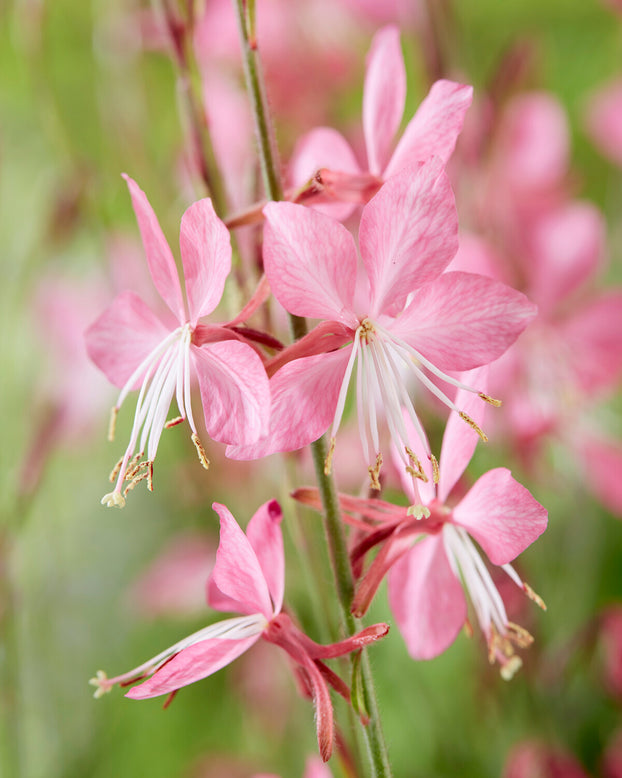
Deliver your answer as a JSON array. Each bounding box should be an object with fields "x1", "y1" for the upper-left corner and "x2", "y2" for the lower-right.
[
  {"x1": 208, "y1": 502, "x2": 273, "y2": 618},
  {"x1": 262, "y1": 202, "x2": 358, "y2": 324},
  {"x1": 363, "y1": 25, "x2": 406, "y2": 176},
  {"x1": 385, "y1": 80, "x2": 473, "y2": 178},
  {"x1": 122, "y1": 174, "x2": 185, "y2": 322},
  {"x1": 360, "y1": 159, "x2": 458, "y2": 317},
  {"x1": 226, "y1": 348, "x2": 352, "y2": 460},
  {"x1": 180, "y1": 197, "x2": 232, "y2": 325},
  {"x1": 246, "y1": 500, "x2": 285, "y2": 615},
  {"x1": 192, "y1": 339, "x2": 270, "y2": 446},
  {"x1": 125, "y1": 635, "x2": 260, "y2": 699},
  {"x1": 85, "y1": 291, "x2": 170, "y2": 388},
  {"x1": 452, "y1": 468, "x2": 548, "y2": 565},
  {"x1": 391, "y1": 271, "x2": 538, "y2": 372},
  {"x1": 388, "y1": 535, "x2": 466, "y2": 659},
  {"x1": 579, "y1": 435, "x2": 622, "y2": 517}
]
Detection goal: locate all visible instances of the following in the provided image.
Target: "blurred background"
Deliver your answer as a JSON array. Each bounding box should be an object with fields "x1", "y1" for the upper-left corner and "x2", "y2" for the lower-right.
[{"x1": 2, "y1": 1, "x2": 622, "y2": 776}]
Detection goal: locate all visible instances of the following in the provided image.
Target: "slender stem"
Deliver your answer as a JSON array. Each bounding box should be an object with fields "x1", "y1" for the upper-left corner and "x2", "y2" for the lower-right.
[{"x1": 231, "y1": 3, "x2": 392, "y2": 774}]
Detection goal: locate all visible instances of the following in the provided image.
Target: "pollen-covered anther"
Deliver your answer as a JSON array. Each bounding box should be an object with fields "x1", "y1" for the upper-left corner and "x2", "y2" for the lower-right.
[
  {"x1": 100, "y1": 491, "x2": 126, "y2": 509},
  {"x1": 108, "y1": 457, "x2": 123, "y2": 483},
  {"x1": 478, "y1": 392, "x2": 502, "y2": 408},
  {"x1": 324, "y1": 437, "x2": 336, "y2": 476},
  {"x1": 429, "y1": 453, "x2": 440, "y2": 485},
  {"x1": 506, "y1": 621, "x2": 534, "y2": 649},
  {"x1": 107, "y1": 407, "x2": 119, "y2": 442},
  {"x1": 192, "y1": 433, "x2": 210, "y2": 470},
  {"x1": 164, "y1": 415, "x2": 184, "y2": 429},
  {"x1": 524, "y1": 583, "x2": 547, "y2": 611},
  {"x1": 463, "y1": 619, "x2": 474, "y2": 639},
  {"x1": 459, "y1": 411, "x2": 488, "y2": 442},
  {"x1": 405, "y1": 447, "x2": 428, "y2": 482},
  {"x1": 89, "y1": 670, "x2": 112, "y2": 698},
  {"x1": 368, "y1": 453, "x2": 383, "y2": 490},
  {"x1": 407, "y1": 503, "x2": 431, "y2": 520},
  {"x1": 123, "y1": 470, "x2": 150, "y2": 497}
]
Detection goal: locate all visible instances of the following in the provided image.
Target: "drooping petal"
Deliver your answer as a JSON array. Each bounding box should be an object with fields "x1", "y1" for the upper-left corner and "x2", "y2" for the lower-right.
[
  {"x1": 246, "y1": 499, "x2": 285, "y2": 615},
  {"x1": 179, "y1": 198, "x2": 232, "y2": 326},
  {"x1": 363, "y1": 25, "x2": 406, "y2": 176},
  {"x1": 438, "y1": 366, "x2": 489, "y2": 502},
  {"x1": 451, "y1": 468, "x2": 548, "y2": 565},
  {"x1": 208, "y1": 503, "x2": 273, "y2": 618},
  {"x1": 387, "y1": 535, "x2": 467, "y2": 659},
  {"x1": 262, "y1": 202, "x2": 358, "y2": 325},
  {"x1": 359, "y1": 159, "x2": 459, "y2": 317},
  {"x1": 384, "y1": 80, "x2": 473, "y2": 178},
  {"x1": 191, "y1": 339, "x2": 270, "y2": 446},
  {"x1": 85, "y1": 291, "x2": 170, "y2": 388},
  {"x1": 226, "y1": 348, "x2": 352, "y2": 460},
  {"x1": 122, "y1": 174, "x2": 186, "y2": 322},
  {"x1": 125, "y1": 635, "x2": 260, "y2": 699},
  {"x1": 391, "y1": 271, "x2": 537, "y2": 372}
]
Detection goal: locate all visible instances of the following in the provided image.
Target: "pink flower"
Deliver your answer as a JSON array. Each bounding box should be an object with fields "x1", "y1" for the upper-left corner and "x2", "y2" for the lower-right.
[
  {"x1": 503, "y1": 741, "x2": 590, "y2": 778},
  {"x1": 90, "y1": 500, "x2": 388, "y2": 762},
  {"x1": 229, "y1": 160, "x2": 537, "y2": 488},
  {"x1": 85, "y1": 176, "x2": 270, "y2": 507},
  {"x1": 289, "y1": 25, "x2": 472, "y2": 218},
  {"x1": 584, "y1": 78, "x2": 622, "y2": 168}
]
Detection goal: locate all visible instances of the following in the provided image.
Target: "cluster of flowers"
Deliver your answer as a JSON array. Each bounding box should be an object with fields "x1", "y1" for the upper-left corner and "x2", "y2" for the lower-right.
[{"x1": 78, "y1": 13, "x2": 619, "y2": 768}]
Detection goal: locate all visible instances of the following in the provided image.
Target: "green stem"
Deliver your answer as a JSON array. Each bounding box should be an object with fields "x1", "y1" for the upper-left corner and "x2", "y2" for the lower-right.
[{"x1": 231, "y1": 3, "x2": 392, "y2": 775}]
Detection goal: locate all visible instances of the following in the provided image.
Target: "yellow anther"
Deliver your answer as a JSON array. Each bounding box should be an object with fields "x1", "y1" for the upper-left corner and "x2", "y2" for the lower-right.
[
  {"x1": 164, "y1": 415, "x2": 184, "y2": 429},
  {"x1": 108, "y1": 457, "x2": 123, "y2": 483},
  {"x1": 324, "y1": 437, "x2": 336, "y2": 476},
  {"x1": 478, "y1": 392, "x2": 502, "y2": 408},
  {"x1": 192, "y1": 433, "x2": 210, "y2": 470},
  {"x1": 147, "y1": 460, "x2": 154, "y2": 492},
  {"x1": 463, "y1": 619, "x2": 474, "y2": 639},
  {"x1": 506, "y1": 621, "x2": 534, "y2": 648},
  {"x1": 459, "y1": 411, "x2": 488, "y2": 442},
  {"x1": 107, "y1": 407, "x2": 118, "y2": 442},
  {"x1": 368, "y1": 452, "x2": 383, "y2": 490},
  {"x1": 524, "y1": 583, "x2": 547, "y2": 611},
  {"x1": 123, "y1": 471, "x2": 149, "y2": 497},
  {"x1": 429, "y1": 453, "x2": 440, "y2": 485},
  {"x1": 405, "y1": 447, "x2": 428, "y2": 482}
]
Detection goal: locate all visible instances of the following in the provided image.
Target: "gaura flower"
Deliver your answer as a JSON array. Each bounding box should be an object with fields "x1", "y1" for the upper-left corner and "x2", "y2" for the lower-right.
[
  {"x1": 295, "y1": 369, "x2": 548, "y2": 677},
  {"x1": 90, "y1": 500, "x2": 388, "y2": 762},
  {"x1": 229, "y1": 159, "x2": 537, "y2": 492},
  {"x1": 86, "y1": 176, "x2": 270, "y2": 507}
]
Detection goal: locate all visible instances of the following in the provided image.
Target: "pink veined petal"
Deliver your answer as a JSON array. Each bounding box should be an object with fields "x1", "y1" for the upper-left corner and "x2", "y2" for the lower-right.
[
  {"x1": 85, "y1": 291, "x2": 171, "y2": 388},
  {"x1": 122, "y1": 174, "x2": 186, "y2": 322},
  {"x1": 438, "y1": 366, "x2": 489, "y2": 503},
  {"x1": 384, "y1": 80, "x2": 473, "y2": 178},
  {"x1": 579, "y1": 435, "x2": 622, "y2": 517},
  {"x1": 226, "y1": 348, "x2": 352, "y2": 460},
  {"x1": 388, "y1": 535, "x2": 466, "y2": 659},
  {"x1": 191, "y1": 339, "x2": 270, "y2": 446},
  {"x1": 391, "y1": 271, "x2": 538, "y2": 372},
  {"x1": 245, "y1": 500, "x2": 285, "y2": 615},
  {"x1": 526, "y1": 201, "x2": 605, "y2": 314},
  {"x1": 363, "y1": 25, "x2": 406, "y2": 176},
  {"x1": 125, "y1": 635, "x2": 260, "y2": 699},
  {"x1": 262, "y1": 202, "x2": 358, "y2": 325},
  {"x1": 180, "y1": 198, "x2": 232, "y2": 326},
  {"x1": 208, "y1": 503, "x2": 273, "y2": 618},
  {"x1": 451, "y1": 468, "x2": 548, "y2": 565},
  {"x1": 359, "y1": 159, "x2": 459, "y2": 317},
  {"x1": 560, "y1": 291, "x2": 622, "y2": 396}
]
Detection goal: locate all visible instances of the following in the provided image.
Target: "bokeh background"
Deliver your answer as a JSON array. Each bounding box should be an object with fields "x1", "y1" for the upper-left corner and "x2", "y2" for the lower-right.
[{"x1": 2, "y1": 1, "x2": 622, "y2": 776}]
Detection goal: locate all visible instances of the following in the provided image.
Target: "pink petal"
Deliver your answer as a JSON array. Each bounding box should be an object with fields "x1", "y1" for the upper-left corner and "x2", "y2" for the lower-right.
[
  {"x1": 226, "y1": 348, "x2": 352, "y2": 460},
  {"x1": 363, "y1": 25, "x2": 406, "y2": 176},
  {"x1": 385, "y1": 80, "x2": 473, "y2": 178},
  {"x1": 584, "y1": 78, "x2": 622, "y2": 168},
  {"x1": 208, "y1": 503, "x2": 273, "y2": 618},
  {"x1": 387, "y1": 535, "x2": 466, "y2": 659},
  {"x1": 526, "y1": 201, "x2": 605, "y2": 313},
  {"x1": 391, "y1": 271, "x2": 538, "y2": 372},
  {"x1": 452, "y1": 468, "x2": 548, "y2": 565},
  {"x1": 192, "y1": 339, "x2": 270, "y2": 446},
  {"x1": 246, "y1": 500, "x2": 285, "y2": 615},
  {"x1": 579, "y1": 435, "x2": 622, "y2": 517},
  {"x1": 179, "y1": 198, "x2": 231, "y2": 326},
  {"x1": 126, "y1": 636, "x2": 260, "y2": 699},
  {"x1": 262, "y1": 202, "x2": 358, "y2": 324},
  {"x1": 359, "y1": 159, "x2": 459, "y2": 317},
  {"x1": 438, "y1": 366, "x2": 489, "y2": 502},
  {"x1": 303, "y1": 756, "x2": 333, "y2": 778},
  {"x1": 122, "y1": 174, "x2": 185, "y2": 322},
  {"x1": 85, "y1": 291, "x2": 170, "y2": 388}
]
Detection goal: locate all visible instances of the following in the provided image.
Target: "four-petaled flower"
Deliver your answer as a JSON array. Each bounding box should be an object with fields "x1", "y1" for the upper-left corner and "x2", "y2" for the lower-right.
[
  {"x1": 86, "y1": 176, "x2": 270, "y2": 507},
  {"x1": 90, "y1": 500, "x2": 388, "y2": 762}
]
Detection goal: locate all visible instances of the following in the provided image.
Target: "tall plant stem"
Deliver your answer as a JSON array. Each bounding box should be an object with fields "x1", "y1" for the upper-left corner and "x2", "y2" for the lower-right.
[{"x1": 231, "y1": 2, "x2": 392, "y2": 774}]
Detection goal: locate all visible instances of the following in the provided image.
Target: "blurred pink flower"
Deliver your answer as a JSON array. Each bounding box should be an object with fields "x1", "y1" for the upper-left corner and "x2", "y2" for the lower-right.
[
  {"x1": 86, "y1": 176, "x2": 270, "y2": 507},
  {"x1": 599, "y1": 606, "x2": 622, "y2": 699},
  {"x1": 584, "y1": 78, "x2": 622, "y2": 167},
  {"x1": 91, "y1": 500, "x2": 388, "y2": 762},
  {"x1": 503, "y1": 741, "x2": 590, "y2": 778}
]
